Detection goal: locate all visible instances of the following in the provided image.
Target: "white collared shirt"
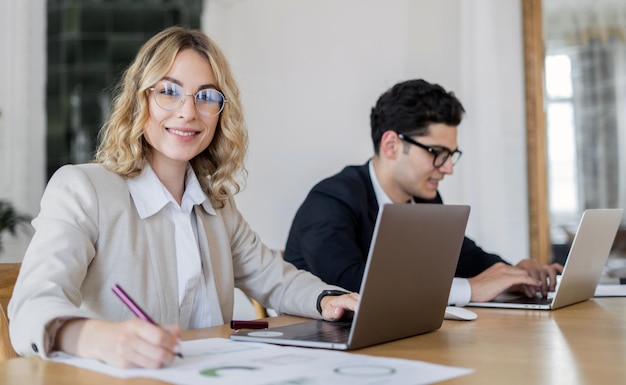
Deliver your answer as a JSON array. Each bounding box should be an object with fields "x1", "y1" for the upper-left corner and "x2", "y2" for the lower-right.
[
  {"x1": 127, "y1": 163, "x2": 212, "y2": 328},
  {"x1": 367, "y1": 160, "x2": 471, "y2": 306}
]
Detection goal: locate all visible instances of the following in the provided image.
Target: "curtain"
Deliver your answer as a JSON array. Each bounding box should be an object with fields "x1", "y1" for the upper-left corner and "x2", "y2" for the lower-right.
[{"x1": 574, "y1": 38, "x2": 620, "y2": 209}]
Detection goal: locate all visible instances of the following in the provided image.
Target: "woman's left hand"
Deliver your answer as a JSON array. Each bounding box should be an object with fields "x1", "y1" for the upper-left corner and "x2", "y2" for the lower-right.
[{"x1": 320, "y1": 292, "x2": 360, "y2": 321}]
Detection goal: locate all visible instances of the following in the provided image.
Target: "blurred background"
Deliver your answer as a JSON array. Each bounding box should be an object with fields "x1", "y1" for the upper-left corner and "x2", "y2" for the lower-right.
[
  {"x1": 2, "y1": 1, "x2": 625, "y2": 282},
  {"x1": 0, "y1": 0, "x2": 529, "y2": 267}
]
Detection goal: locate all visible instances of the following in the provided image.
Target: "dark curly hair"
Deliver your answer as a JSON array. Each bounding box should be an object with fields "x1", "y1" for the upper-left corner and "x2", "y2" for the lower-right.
[{"x1": 370, "y1": 79, "x2": 465, "y2": 154}]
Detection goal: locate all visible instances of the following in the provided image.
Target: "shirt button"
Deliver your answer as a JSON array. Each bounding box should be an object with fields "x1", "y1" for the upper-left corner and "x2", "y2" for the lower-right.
[{"x1": 31, "y1": 343, "x2": 38, "y2": 353}]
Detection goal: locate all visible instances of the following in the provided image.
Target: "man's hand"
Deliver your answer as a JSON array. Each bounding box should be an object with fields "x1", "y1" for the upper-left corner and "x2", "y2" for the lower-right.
[
  {"x1": 512, "y1": 259, "x2": 564, "y2": 297},
  {"x1": 320, "y1": 292, "x2": 360, "y2": 321},
  {"x1": 468, "y1": 262, "x2": 541, "y2": 302}
]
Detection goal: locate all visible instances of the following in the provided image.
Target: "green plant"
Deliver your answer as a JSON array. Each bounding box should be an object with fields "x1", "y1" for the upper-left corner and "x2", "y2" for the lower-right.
[{"x1": 0, "y1": 200, "x2": 31, "y2": 253}]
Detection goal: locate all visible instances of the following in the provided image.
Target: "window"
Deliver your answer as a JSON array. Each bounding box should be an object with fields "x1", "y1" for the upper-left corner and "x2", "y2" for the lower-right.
[
  {"x1": 545, "y1": 54, "x2": 580, "y2": 232},
  {"x1": 46, "y1": 0, "x2": 203, "y2": 179}
]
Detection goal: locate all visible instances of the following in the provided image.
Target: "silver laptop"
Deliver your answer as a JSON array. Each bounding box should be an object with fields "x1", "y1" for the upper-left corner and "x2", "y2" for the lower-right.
[
  {"x1": 467, "y1": 208, "x2": 624, "y2": 310},
  {"x1": 230, "y1": 203, "x2": 470, "y2": 350}
]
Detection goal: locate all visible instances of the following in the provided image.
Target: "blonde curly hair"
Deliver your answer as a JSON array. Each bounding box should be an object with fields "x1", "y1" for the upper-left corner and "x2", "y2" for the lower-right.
[{"x1": 95, "y1": 26, "x2": 247, "y2": 208}]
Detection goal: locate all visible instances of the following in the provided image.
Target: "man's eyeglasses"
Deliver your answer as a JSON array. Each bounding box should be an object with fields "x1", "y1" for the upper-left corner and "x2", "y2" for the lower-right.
[
  {"x1": 149, "y1": 81, "x2": 226, "y2": 117},
  {"x1": 395, "y1": 131, "x2": 462, "y2": 168}
]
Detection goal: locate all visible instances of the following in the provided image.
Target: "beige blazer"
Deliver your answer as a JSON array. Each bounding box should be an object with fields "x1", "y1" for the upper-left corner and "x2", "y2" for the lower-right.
[{"x1": 8, "y1": 164, "x2": 342, "y2": 358}]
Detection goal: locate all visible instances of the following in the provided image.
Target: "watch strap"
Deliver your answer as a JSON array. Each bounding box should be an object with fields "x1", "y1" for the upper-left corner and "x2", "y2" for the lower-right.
[{"x1": 316, "y1": 289, "x2": 349, "y2": 314}]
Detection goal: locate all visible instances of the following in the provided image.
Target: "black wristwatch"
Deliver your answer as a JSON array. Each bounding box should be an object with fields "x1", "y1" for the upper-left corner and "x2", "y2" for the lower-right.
[{"x1": 316, "y1": 289, "x2": 349, "y2": 314}]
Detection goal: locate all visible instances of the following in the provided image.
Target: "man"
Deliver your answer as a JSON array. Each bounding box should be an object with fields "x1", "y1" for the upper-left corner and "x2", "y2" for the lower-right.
[{"x1": 284, "y1": 79, "x2": 563, "y2": 306}]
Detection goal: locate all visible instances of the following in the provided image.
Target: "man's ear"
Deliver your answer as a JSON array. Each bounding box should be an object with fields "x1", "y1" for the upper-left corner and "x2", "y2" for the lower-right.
[{"x1": 380, "y1": 130, "x2": 401, "y2": 160}]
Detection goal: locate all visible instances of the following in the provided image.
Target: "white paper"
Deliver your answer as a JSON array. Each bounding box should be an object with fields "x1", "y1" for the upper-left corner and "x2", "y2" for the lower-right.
[
  {"x1": 50, "y1": 338, "x2": 473, "y2": 385},
  {"x1": 594, "y1": 283, "x2": 626, "y2": 297}
]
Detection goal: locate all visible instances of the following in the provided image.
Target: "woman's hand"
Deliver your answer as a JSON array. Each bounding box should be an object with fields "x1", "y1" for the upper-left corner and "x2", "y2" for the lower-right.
[
  {"x1": 54, "y1": 318, "x2": 181, "y2": 368},
  {"x1": 320, "y1": 292, "x2": 360, "y2": 321}
]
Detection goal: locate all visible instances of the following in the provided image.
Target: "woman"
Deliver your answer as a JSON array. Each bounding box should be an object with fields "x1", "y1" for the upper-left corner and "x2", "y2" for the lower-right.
[{"x1": 9, "y1": 26, "x2": 357, "y2": 369}]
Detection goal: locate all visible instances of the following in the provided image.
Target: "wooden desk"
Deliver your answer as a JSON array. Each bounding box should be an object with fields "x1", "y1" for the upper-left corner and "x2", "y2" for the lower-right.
[{"x1": 0, "y1": 297, "x2": 624, "y2": 384}]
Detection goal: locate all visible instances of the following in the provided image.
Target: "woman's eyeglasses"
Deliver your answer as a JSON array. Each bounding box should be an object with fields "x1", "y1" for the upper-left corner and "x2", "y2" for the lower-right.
[
  {"x1": 149, "y1": 81, "x2": 226, "y2": 117},
  {"x1": 395, "y1": 131, "x2": 462, "y2": 168}
]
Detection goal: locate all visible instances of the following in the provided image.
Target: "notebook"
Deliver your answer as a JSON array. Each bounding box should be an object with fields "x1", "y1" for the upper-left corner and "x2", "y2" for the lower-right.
[
  {"x1": 467, "y1": 208, "x2": 624, "y2": 310},
  {"x1": 230, "y1": 203, "x2": 471, "y2": 350}
]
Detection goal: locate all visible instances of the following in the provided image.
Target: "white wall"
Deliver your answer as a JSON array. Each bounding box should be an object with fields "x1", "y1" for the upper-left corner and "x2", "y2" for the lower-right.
[
  {"x1": 0, "y1": 0, "x2": 46, "y2": 262},
  {"x1": 203, "y1": 0, "x2": 529, "y2": 263}
]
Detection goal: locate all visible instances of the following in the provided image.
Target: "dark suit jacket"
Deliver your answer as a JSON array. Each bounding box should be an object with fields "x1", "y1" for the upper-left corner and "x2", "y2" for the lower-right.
[{"x1": 284, "y1": 162, "x2": 508, "y2": 292}]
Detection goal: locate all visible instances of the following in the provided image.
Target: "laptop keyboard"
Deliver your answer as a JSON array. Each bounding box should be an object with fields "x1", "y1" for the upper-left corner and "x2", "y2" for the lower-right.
[
  {"x1": 493, "y1": 292, "x2": 555, "y2": 305},
  {"x1": 295, "y1": 321, "x2": 352, "y2": 343}
]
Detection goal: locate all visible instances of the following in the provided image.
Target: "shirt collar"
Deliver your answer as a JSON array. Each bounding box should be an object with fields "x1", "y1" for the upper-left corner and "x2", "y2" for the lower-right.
[
  {"x1": 368, "y1": 159, "x2": 392, "y2": 207},
  {"x1": 182, "y1": 166, "x2": 211, "y2": 212},
  {"x1": 127, "y1": 162, "x2": 215, "y2": 219},
  {"x1": 368, "y1": 160, "x2": 413, "y2": 207}
]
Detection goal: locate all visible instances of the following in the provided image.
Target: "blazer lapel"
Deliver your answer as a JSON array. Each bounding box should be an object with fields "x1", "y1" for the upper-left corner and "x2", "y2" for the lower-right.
[
  {"x1": 357, "y1": 163, "x2": 380, "y2": 224},
  {"x1": 195, "y1": 206, "x2": 228, "y2": 325},
  {"x1": 142, "y1": 214, "x2": 180, "y2": 324}
]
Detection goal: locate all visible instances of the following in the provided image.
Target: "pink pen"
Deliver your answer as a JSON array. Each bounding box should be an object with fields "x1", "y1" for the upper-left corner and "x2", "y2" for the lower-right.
[{"x1": 112, "y1": 284, "x2": 183, "y2": 358}]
